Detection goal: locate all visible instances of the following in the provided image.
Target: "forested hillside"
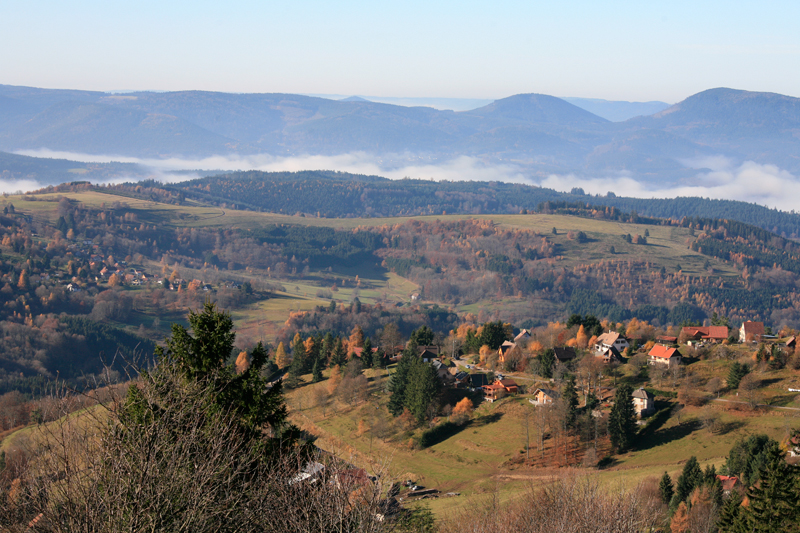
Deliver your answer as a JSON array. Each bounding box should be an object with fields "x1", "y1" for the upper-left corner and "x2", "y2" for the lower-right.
[{"x1": 167, "y1": 171, "x2": 800, "y2": 237}]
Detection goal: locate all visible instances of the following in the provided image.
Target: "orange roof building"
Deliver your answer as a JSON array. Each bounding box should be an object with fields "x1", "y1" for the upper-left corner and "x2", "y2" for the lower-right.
[{"x1": 648, "y1": 344, "x2": 682, "y2": 367}]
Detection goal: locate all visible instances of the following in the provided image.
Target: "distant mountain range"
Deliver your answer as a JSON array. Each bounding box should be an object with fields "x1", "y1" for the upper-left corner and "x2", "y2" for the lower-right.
[{"x1": 0, "y1": 84, "x2": 799, "y2": 185}]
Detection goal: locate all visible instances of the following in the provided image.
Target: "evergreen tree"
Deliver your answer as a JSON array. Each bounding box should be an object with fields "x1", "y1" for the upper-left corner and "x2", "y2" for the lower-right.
[
  {"x1": 409, "y1": 325, "x2": 434, "y2": 346},
  {"x1": 330, "y1": 336, "x2": 346, "y2": 367},
  {"x1": 405, "y1": 359, "x2": 441, "y2": 423},
  {"x1": 361, "y1": 337, "x2": 373, "y2": 368},
  {"x1": 608, "y1": 383, "x2": 636, "y2": 452},
  {"x1": 312, "y1": 358, "x2": 323, "y2": 383},
  {"x1": 727, "y1": 362, "x2": 749, "y2": 389},
  {"x1": 675, "y1": 456, "x2": 703, "y2": 503},
  {"x1": 464, "y1": 329, "x2": 480, "y2": 354},
  {"x1": 659, "y1": 472, "x2": 674, "y2": 505},
  {"x1": 479, "y1": 321, "x2": 508, "y2": 350},
  {"x1": 373, "y1": 347, "x2": 386, "y2": 369},
  {"x1": 538, "y1": 349, "x2": 556, "y2": 378},
  {"x1": 388, "y1": 352, "x2": 414, "y2": 416},
  {"x1": 562, "y1": 375, "x2": 579, "y2": 429},
  {"x1": 717, "y1": 490, "x2": 743, "y2": 532},
  {"x1": 145, "y1": 302, "x2": 300, "y2": 455},
  {"x1": 739, "y1": 446, "x2": 800, "y2": 532},
  {"x1": 320, "y1": 332, "x2": 334, "y2": 368}
]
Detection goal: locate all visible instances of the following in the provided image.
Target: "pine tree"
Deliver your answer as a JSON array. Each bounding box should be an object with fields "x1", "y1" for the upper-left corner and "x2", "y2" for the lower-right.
[
  {"x1": 144, "y1": 303, "x2": 299, "y2": 454},
  {"x1": 538, "y1": 349, "x2": 555, "y2": 378},
  {"x1": 608, "y1": 383, "x2": 636, "y2": 452},
  {"x1": 740, "y1": 446, "x2": 800, "y2": 532},
  {"x1": 562, "y1": 375, "x2": 579, "y2": 429},
  {"x1": 291, "y1": 333, "x2": 305, "y2": 372},
  {"x1": 727, "y1": 362, "x2": 749, "y2": 389},
  {"x1": 405, "y1": 359, "x2": 441, "y2": 423},
  {"x1": 361, "y1": 337, "x2": 373, "y2": 368},
  {"x1": 659, "y1": 471, "x2": 674, "y2": 505},
  {"x1": 716, "y1": 489, "x2": 743, "y2": 532},
  {"x1": 321, "y1": 332, "x2": 334, "y2": 368},
  {"x1": 330, "y1": 337, "x2": 346, "y2": 367},
  {"x1": 388, "y1": 352, "x2": 414, "y2": 416},
  {"x1": 675, "y1": 456, "x2": 703, "y2": 503},
  {"x1": 312, "y1": 358, "x2": 323, "y2": 383}
]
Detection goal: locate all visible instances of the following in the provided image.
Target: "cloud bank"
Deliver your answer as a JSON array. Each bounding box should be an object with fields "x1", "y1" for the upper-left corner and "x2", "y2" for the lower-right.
[{"x1": 10, "y1": 149, "x2": 800, "y2": 212}]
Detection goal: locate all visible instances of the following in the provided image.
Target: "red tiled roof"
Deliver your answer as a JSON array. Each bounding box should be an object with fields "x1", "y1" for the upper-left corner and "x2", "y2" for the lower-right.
[
  {"x1": 742, "y1": 321, "x2": 765, "y2": 336},
  {"x1": 648, "y1": 345, "x2": 680, "y2": 359},
  {"x1": 716, "y1": 475, "x2": 740, "y2": 492}
]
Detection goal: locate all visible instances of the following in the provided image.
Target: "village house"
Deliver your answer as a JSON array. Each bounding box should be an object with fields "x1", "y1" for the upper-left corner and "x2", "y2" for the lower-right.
[
  {"x1": 498, "y1": 340, "x2": 517, "y2": 364},
  {"x1": 514, "y1": 329, "x2": 531, "y2": 343},
  {"x1": 483, "y1": 378, "x2": 518, "y2": 402},
  {"x1": 648, "y1": 344, "x2": 682, "y2": 367},
  {"x1": 681, "y1": 326, "x2": 729, "y2": 344},
  {"x1": 553, "y1": 346, "x2": 577, "y2": 363},
  {"x1": 739, "y1": 321, "x2": 765, "y2": 343},
  {"x1": 469, "y1": 373, "x2": 489, "y2": 389},
  {"x1": 530, "y1": 388, "x2": 560, "y2": 405},
  {"x1": 632, "y1": 388, "x2": 655, "y2": 417},
  {"x1": 594, "y1": 344, "x2": 623, "y2": 364},
  {"x1": 595, "y1": 331, "x2": 630, "y2": 353}
]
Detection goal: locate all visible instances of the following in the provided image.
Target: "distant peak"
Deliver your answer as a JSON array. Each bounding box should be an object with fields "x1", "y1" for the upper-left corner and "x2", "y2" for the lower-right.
[{"x1": 339, "y1": 95, "x2": 370, "y2": 102}]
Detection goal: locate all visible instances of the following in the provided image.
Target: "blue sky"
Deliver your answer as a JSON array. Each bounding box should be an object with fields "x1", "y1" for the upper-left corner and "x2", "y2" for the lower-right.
[{"x1": 2, "y1": 0, "x2": 799, "y2": 102}]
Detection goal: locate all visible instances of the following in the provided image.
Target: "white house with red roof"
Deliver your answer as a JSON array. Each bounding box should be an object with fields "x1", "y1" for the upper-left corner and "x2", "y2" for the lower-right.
[{"x1": 648, "y1": 344, "x2": 682, "y2": 367}]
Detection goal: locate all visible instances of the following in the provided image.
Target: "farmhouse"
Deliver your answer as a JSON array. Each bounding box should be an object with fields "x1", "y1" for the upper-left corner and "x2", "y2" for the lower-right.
[
  {"x1": 595, "y1": 331, "x2": 629, "y2": 353},
  {"x1": 553, "y1": 346, "x2": 577, "y2": 362},
  {"x1": 531, "y1": 388, "x2": 560, "y2": 405},
  {"x1": 631, "y1": 388, "x2": 655, "y2": 417},
  {"x1": 483, "y1": 379, "x2": 518, "y2": 402},
  {"x1": 594, "y1": 344, "x2": 623, "y2": 364},
  {"x1": 514, "y1": 329, "x2": 531, "y2": 343},
  {"x1": 739, "y1": 321, "x2": 765, "y2": 343},
  {"x1": 648, "y1": 345, "x2": 682, "y2": 367},
  {"x1": 681, "y1": 326, "x2": 729, "y2": 343},
  {"x1": 498, "y1": 340, "x2": 517, "y2": 364}
]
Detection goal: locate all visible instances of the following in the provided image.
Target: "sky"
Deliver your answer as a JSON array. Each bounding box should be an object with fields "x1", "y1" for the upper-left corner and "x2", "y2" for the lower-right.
[{"x1": 3, "y1": 0, "x2": 800, "y2": 103}]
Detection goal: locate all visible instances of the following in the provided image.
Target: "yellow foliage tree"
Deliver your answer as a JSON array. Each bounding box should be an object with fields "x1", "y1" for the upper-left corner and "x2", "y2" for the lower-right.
[
  {"x1": 234, "y1": 351, "x2": 249, "y2": 374},
  {"x1": 576, "y1": 325, "x2": 589, "y2": 349},
  {"x1": 108, "y1": 273, "x2": 120, "y2": 287},
  {"x1": 327, "y1": 365, "x2": 342, "y2": 394},
  {"x1": 349, "y1": 325, "x2": 364, "y2": 349},
  {"x1": 479, "y1": 344, "x2": 492, "y2": 365},
  {"x1": 452, "y1": 397, "x2": 474, "y2": 418},
  {"x1": 275, "y1": 342, "x2": 289, "y2": 369}
]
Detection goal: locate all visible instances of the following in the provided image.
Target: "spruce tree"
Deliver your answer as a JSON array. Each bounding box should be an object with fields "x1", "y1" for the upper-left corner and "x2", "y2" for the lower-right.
[
  {"x1": 717, "y1": 490, "x2": 743, "y2": 532},
  {"x1": 562, "y1": 375, "x2": 579, "y2": 429},
  {"x1": 608, "y1": 383, "x2": 636, "y2": 452},
  {"x1": 312, "y1": 358, "x2": 323, "y2": 383},
  {"x1": 538, "y1": 349, "x2": 555, "y2": 378},
  {"x1": 659, "y1": 472, "x2": 674, "y2": 505},
  {"x1": 330, "y1": 337, "x2": 346, "y2": 368},
  {"x1": 675, "y1": 456, "x2": 703, "y2": 503},
  {"x1": 388, "y1": 352, "x2": 414, "y2": 416},
  {"x1": 361, "y1": 337, "x2": 373, "y2": 368},
  {"x1": 740, "y1": 446, "x2": 800, "y2": 532},
  {"x1": 405, "y1": 359, "x2": 441, "y2": 423}
]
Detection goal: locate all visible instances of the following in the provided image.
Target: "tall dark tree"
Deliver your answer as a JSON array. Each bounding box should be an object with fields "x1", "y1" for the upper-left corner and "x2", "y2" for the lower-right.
[
  {"x1": 330, "y1": 336, "x2": 346, "y2": 368},
  {"x1": 608, "y1": 383, "x2": 636, "y2": 452},
  {"x1": 738, "y1": 446, "x2": 800, "y2": 532},
  {"x1": 388, "y1": 352, "x2": 414, "y2": 416},
  {"x1": 659, "y1": 472, "x2": 674, "y2": 505},
  {"x1": 144, "y1": 302, "x2": 300, "y2": 454},
  {"x1": 538, "y1": 349, "x2": 556, "y2": 379},
  {"x1": 361, "y1": 337, "x2": 373, "y2": 368},
  {"x1": 409, "y1": 325, "x2": 434, "y2": 347},
  {"x1": 727, "y1": 362, "x2": 749, "y2": 389},
  {"x1": 675, "y1": 456, "x2": 704, "y2": 503},
  {"x1": 561, "y1": 375, "x2": 579, "y2": 429},
  {"x1": 479, "y1": 321, "x2": 509, "y2": 350},
  {"x1": 405, "y1": 359, "x2": 441, "y2": 423}
]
